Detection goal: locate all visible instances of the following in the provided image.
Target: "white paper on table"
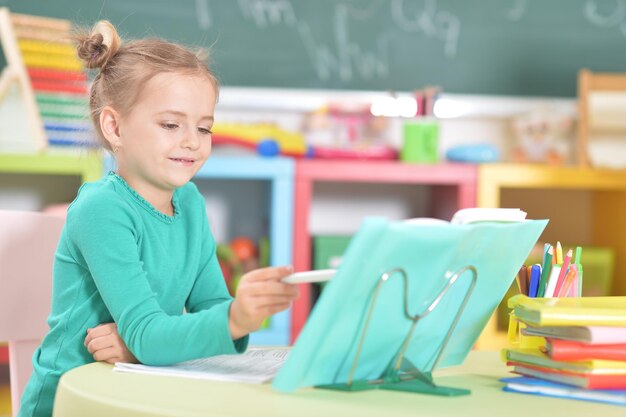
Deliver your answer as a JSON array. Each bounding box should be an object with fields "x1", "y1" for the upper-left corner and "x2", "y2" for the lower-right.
[{"x1": 113, "y1": 347, "x2": 290, "y2": 384}]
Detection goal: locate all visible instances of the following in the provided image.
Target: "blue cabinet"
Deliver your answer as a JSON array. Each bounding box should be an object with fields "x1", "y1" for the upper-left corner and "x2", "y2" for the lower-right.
[{"x1": 194, "y1": 156, "x2": 294, "y2": 345}]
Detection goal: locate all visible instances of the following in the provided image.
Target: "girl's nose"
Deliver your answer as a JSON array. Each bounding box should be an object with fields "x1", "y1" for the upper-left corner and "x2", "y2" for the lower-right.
[{"x1": 182, "y1": 132, "x2": 201, "y2": 150}]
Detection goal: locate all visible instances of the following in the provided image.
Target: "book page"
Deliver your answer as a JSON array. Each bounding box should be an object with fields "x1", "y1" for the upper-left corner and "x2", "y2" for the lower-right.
[
  {"x1": 113, "y1": 347, "x2": 290, "y2": 384},
  {"x1": 450, "y1": 208, "x2": 527, "y2": 224}
]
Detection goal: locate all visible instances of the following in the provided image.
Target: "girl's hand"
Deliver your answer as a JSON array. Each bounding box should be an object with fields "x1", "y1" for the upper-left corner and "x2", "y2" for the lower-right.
[
  {"x1": 84, "y1": 323, "x2": 138, "y2": 364},
  {"x1": 229, "y1": 266, "x2": 299, "y2": 339}
]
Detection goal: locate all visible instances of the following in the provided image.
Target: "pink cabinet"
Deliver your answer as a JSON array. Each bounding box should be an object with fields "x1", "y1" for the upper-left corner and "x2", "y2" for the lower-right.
[{"x1": 291, "y1": 160, "x2": 477, "y2": 342}]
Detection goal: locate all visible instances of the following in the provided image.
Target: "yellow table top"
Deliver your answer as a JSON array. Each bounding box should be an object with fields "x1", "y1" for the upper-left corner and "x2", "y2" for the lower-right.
[{"x1": 53, "y1": 351, "x2": 626, "y2": 417}]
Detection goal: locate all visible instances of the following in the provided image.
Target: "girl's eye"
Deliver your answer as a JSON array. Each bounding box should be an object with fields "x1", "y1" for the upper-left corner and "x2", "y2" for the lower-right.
[
  {"x1": 198, "y1": 127, "x2": 213, "y2": 135},
  {"x1": 161, "y1": 123, "x2": 179, "y2": 130}
]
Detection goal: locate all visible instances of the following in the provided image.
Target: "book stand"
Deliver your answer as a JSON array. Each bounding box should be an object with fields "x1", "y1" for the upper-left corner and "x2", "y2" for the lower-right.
[{"x1": 317, "y1": 265, "x2": 477, "y2": 396}]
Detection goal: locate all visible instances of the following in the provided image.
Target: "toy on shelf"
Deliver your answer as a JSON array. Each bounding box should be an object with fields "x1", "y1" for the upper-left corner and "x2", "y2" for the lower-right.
[
  {"x1": 400, "y1": 120, "x2": 439, "y2": 163},
  {"x1": 413, "y1": 86, "x2": 440, "y2": 117},
  {"x1": 16, "y1": 12, "x2": 97, "y2": 149},
  {"x1": 511, "y1": 107, "x2": 573, "y2": 165},
  {"x1": 446, "y1": 144, "x2": 500, "y2": 163},
  {"x1": 212, "y1": 122, "x2": 311, "y2": 158},
  {"x1": 303, "y1": 104, "x2": 397, "y2": 160},
  {"x1": 0, "y1": 8, "x2": 97, "y2": 152},
  {"x1": 578, "y1": 69, "x2": 626, "y2": 169},
  {"x1": 217, "y1": 236, "x2": 270, "y2": 329},
  {"x1": 216, "y1": 236, "x2": 269, "y2": 296}
]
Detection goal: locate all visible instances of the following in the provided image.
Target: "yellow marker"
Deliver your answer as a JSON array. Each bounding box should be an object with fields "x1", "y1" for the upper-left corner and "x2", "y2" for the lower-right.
[{"x1": 555, "y1": 241, "x2": 563, "y2": 265}]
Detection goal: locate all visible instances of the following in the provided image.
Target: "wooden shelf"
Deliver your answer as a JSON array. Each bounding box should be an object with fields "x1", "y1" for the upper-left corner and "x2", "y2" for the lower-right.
[
  {"x1": 0, "y1": 152, "x2": 103, "y2": 182},
  {"x1": 477, "y1": 163, "x2": 626, "y2": 349}
]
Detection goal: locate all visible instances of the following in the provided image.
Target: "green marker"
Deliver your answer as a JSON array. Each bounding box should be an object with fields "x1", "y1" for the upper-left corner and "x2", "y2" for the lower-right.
[
  {"x1": 537, "y1": 246, "x2": 553, "y2": 297},
  {"x1": 575, "y1": 246, "x2": 583, "y2": 296}
]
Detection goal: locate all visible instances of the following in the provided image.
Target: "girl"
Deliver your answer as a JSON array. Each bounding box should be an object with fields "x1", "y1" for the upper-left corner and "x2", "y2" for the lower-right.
[{"x1": 18, "y1": 21, "x2": 298, "y2": 417}]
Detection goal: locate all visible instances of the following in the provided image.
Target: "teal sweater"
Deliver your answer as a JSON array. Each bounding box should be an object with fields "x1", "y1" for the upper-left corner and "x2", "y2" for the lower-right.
[{"x1": 19, "y1": 172, "x2": 247, "y2": 417}]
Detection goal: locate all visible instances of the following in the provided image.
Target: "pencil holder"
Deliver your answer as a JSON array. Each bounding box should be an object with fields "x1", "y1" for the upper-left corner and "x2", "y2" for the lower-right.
[{"x1": 400, "y1": 121, "x2": 439, "y2": 163}]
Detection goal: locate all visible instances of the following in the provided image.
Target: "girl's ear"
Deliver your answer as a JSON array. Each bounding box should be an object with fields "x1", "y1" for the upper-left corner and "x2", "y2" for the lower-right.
[{"x1": 100, "y1": 106, "x2": 122, "y2": 149}]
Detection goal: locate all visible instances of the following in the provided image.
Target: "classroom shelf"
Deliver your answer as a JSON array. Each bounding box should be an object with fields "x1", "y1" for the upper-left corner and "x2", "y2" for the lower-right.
[
  {"x1": 291, "y1": 160, "x2": 478, "y2": 342},
  {"x1": 477, "y1": 163, "x2": 626, "y2": 349},
  {"x1": 194, "y1": 156, "x2": 295, "y2": 346},
  {"x1": 0, "y1": 152, "x2": 103, "y2": 182},
  {"x1": 0, "y1": 152, "x2": 103, "y2": 212}
]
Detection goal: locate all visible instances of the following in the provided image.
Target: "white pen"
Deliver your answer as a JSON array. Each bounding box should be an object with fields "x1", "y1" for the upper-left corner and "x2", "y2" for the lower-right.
[{"x1": 282, "y1": 269, "x2": 336, "y2": 284}]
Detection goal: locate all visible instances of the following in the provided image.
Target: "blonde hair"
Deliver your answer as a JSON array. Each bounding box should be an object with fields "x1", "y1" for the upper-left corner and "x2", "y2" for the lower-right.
[{"x1": 74, "y1": 21, "x2": 219, "y2": 151}]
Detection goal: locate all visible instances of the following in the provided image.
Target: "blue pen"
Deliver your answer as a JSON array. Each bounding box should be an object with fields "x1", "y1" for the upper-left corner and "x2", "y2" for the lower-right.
[{"x1": 528, "y1": 264, "x2": 541, "y2": 297}]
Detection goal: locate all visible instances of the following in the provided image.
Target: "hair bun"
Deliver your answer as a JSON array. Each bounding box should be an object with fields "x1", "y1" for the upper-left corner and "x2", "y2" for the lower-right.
[{"x1": 76, "y1": 20, "x2": 121, "y2": 70}]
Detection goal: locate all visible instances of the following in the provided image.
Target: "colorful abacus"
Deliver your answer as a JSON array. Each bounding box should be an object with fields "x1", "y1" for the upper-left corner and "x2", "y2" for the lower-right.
[{"x1": 10, "y1": 11, "x2": 97, "y2": 149}]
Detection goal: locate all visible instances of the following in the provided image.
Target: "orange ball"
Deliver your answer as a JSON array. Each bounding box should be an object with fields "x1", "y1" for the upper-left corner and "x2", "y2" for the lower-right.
[{"x1": 230, "y1": 237, "x2": 257, "y2": 261}]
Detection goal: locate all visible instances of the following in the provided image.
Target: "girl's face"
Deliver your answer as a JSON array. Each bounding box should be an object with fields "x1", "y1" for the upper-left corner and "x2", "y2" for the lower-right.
[{"x1": 110, "y1": 71, "x2": 216, "y2": 200}]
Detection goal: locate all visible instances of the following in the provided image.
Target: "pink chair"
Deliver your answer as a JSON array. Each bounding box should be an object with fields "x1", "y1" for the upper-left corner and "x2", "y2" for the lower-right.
[{"x1": 0, "y1": 210, "x2": 64, "y2": 417}]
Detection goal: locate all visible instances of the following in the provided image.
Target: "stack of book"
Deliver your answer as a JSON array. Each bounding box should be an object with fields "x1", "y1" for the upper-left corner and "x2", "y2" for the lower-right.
[
  {"x1": 11, "y1": 13, "x2": 97, "y2": 148},
  {"x1": 502, "y1": 295, "x2": 626, "y2": 406}
]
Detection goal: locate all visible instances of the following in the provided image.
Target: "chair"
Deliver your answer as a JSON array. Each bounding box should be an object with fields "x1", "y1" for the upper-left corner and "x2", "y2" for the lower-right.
[{"x1": 0, "y1": 210, "x2": 64, "y2": 417}]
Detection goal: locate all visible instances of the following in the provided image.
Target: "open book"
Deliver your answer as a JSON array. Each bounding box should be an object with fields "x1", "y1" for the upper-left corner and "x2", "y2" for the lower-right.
[
  {"x1": 283, "y1": 209, "x2": 529, "y2": 285},
  {"x1": 113, "y1": 347, "x2": 289, "y2": 384},
  {"x1": 450, "y1": 208, "x2": 527, "y2": 224},
  {"x1": 404, "y1": 208, "x2": 527, "y2": 226}
]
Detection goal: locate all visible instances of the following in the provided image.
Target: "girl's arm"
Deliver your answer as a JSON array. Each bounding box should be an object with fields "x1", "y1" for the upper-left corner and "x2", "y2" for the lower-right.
[
  {"x1": 185, "y1": 213, "x2": 233, "y2": 314},
  {"x1": 68, "y1": 196, "x2": 241, "y2": 366},
  {"x1": 185, "y1": 199, "x2": 297, "y2": 342},
  {"x1": 184, "y1": 214, "x2": 248, "y2": 351}
]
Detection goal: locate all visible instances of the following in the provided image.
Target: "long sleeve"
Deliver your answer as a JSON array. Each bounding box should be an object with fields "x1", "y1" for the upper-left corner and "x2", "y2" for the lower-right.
[
  {"x1": 67, "y1": 193, "x2": 242, "y2": 365},
  {"x1": 185, "y1": 209, "x2": 249, "y2": 351}
]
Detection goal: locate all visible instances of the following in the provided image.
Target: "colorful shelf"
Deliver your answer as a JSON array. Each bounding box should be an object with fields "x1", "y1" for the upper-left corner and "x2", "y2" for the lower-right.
[
  {"x1": 0, "y1": 152, "x2": 102, "y2": 182},
  {"x1": 291, "y1": 160, "x2": 478, "y2": 342},
  {"x1": 194, "y1": 156, "x2": 294, "y2": 345},
  {"x1": 477, "y1": 163, "x2": 626, "y2": 349}
]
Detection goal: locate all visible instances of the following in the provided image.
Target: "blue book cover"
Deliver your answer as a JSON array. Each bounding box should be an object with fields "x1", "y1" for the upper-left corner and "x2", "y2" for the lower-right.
[{"x1": 501, "y1": 376, "x2": 626, "y2": 406}]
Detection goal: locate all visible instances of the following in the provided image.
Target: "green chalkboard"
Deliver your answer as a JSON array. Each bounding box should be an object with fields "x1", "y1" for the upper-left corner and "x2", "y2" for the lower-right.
[{"x1": 2, "y1": 0, "x2": 626, "y2": 96}]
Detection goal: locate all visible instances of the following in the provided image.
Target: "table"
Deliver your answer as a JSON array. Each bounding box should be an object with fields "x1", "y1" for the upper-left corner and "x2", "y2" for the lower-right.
[{"x1": 53, "y1": 351, "x2": 626, "y2": 417}]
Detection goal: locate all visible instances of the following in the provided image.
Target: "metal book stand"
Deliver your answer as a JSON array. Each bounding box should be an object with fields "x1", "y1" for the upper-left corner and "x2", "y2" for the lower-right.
[{"x1": 317, "y1": 265, "x2": 478, "y2": 396}]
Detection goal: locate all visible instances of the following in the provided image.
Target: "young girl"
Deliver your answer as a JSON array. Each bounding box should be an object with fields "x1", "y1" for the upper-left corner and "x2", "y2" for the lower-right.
[{"x1": 18, "y1": 21, "x2": 298, "y2": 417}]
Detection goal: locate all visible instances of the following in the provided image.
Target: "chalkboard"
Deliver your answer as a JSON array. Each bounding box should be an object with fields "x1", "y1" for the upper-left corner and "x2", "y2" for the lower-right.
[{"x1": 2, "y1": 0, "x2": 626, "y2": 96}]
